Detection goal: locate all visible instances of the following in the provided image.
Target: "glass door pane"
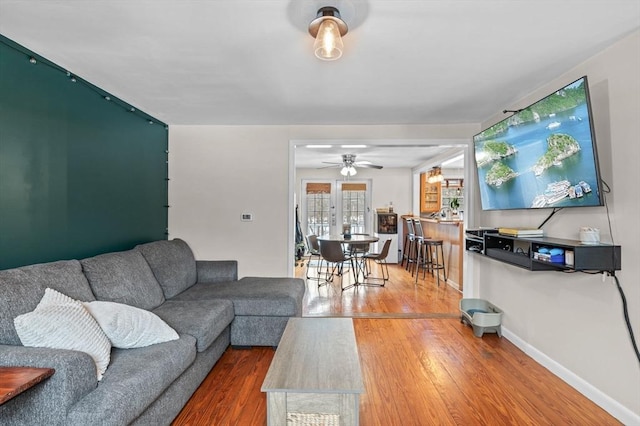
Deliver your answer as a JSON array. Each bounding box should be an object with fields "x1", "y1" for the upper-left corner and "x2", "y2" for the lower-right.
[
  {"x1": 338, "y1": 181, "x2": 371, "y2": 234},
  {"x1": 301, "y1": 180, "x2": 372, "y2": 237},
  {"x1": 301, "y1": 180, "x2": 335, "y2": 237}
]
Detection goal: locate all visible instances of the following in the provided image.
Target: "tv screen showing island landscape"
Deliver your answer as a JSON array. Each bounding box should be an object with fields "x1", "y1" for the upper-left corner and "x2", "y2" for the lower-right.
[{"x1": 473, "y1": 76, "x2": 604, "y2": 211}]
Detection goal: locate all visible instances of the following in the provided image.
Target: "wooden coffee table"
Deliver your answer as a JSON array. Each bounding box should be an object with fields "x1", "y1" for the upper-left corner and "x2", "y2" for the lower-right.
[
  {"x1": 0, "y1": 366, "x2": 55, "y2": 405},
  {"x1": 261, "y1": 318, "x2": 364, "y2": 425}
]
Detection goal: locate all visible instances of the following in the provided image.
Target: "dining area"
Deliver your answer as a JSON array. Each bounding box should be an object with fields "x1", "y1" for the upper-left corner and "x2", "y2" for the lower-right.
[
  {"x1": 295, "y1": 209, "x2": 466, "y2": 320},
  {"x1": 305, "y1": 233, "x2": 392, "y2": 291},
  {"x1": 296, "y1": 236, "x2": 461, "y2": 318}
]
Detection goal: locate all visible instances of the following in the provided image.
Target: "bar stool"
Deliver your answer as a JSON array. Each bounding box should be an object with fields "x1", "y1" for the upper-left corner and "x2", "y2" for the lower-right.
[
  {"x1": 401, "y1": 217, "x2": 416, "y2": 269},
  {"x1": 411, "y1": 218, "x2": 429, "y2": 278},
  {"x1": 424, "y1": 239, "x2": 447, "y2": 286}
]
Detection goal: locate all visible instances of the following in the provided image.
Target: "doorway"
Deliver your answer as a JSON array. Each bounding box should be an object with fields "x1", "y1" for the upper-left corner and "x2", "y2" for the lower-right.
[{"x1": 300, "y1": 179, "x2": 373, "y2": 237}]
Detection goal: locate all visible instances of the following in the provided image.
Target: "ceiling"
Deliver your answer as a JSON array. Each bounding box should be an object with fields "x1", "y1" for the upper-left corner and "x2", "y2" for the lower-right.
[
  {"x1": 1, "y1": 0, "x2": 638, "y2": 169},
  {"x1": 294, "y1": 143, "x2": 466, "y2": 169}
]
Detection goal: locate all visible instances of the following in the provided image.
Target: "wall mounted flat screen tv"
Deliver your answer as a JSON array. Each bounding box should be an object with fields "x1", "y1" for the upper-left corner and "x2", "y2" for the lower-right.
[{"x1": 473, "y1": 76, "x2": 604, "y2": 210}]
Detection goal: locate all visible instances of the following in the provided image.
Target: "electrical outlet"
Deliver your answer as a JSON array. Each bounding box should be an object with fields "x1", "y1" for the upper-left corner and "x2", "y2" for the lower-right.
[{"x1": 241, "y1": 213, "x2": 253, "y2": 222}]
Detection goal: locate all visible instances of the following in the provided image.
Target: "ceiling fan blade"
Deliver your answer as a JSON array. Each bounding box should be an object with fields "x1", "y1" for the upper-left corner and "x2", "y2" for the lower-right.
[
  {"x1": 355, "y1": 163, "x2": 383, "y2": 169},
  {"x1": 317, "y1": 162, "x2": 342, "y2": 169}
]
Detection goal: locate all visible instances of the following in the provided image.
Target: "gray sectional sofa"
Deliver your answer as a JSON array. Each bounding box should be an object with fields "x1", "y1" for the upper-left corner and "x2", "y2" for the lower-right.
[{"x1": 0, "y1": 238, "x2": 305, "y2": 425}]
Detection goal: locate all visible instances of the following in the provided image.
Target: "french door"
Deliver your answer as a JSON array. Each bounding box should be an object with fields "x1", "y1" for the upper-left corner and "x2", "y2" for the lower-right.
[{"x1": 301, "y1": 179, "x2": 372, "y2": 238}]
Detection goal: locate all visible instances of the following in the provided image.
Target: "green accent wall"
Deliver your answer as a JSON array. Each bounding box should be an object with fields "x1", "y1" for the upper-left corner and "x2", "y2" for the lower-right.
[{"x1": 0, "y1": 35, "x2": 168, "y2": 270}]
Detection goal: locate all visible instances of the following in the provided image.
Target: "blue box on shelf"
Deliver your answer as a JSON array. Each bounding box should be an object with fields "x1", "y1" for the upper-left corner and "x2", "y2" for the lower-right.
[{"x1": 533, "y1": 247, "x2": 565, "y2": 264}]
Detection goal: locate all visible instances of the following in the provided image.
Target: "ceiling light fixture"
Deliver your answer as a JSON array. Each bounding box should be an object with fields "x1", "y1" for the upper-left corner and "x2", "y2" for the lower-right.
[
  {"x1": 340, "y1": 165, "x2": 357, "y2": 177},
  {"x1": 427, "y1": 167, "x2": 444, "y2": 184},
  {"x1": 308, "y1": 6, "x2": 348, "y2": 61}
]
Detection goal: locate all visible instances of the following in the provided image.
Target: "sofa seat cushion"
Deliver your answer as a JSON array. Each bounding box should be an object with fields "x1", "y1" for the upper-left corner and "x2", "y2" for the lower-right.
[
  {"x1": 171, "y1": 277, "x2": 305, "y2": 317},
  {"x1": 81, "y1": 249, "x2": 165, "y2": 311},
  {"x1": 66, "y1": 334, "x2": 197, "y2": 425},
  {"x1": 152, "y1": 299, "x2": 234, "y2": 352},
  {"x1": 0, "y1": 260, "x2": 96, "y2": 346},
  {"x1": 136, "y1": 239, "x2": 198, "y2": 299}
]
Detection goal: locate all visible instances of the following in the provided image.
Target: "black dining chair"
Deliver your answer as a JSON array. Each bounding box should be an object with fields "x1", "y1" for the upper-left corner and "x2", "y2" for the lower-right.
[
  {"x1": 347, "y1": 233, "x2": 372, "y2": 277},
  {"x1": 305, "y1": 234, "x2": 324, "y2": 285},
  {"x1": 318, "y1": 239, "x2": 355, "y2": 291},
  {"x1": 362, "y1": 239, "x2": 392, "y2": 286}
]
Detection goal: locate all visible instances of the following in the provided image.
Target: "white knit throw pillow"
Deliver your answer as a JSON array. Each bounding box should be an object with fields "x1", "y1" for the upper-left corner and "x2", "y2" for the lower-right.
[{"x1": 14, "y1": 288, "x2": 111, "y2": 381}]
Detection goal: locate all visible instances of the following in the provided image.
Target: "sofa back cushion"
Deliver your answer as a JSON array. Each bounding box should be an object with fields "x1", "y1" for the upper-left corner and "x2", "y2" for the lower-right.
[
  {"x1": 136, "y1": 239, "x2": 197, "y2": 299},
  {"x1": 81, "y1": 250, "x2": 165, "y2": 310},
  {"x1": 0, "y1": 260, "x2": 96, "y2": 345}
]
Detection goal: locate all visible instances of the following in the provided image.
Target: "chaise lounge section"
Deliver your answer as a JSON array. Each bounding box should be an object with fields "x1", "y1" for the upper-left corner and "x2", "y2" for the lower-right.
[{"x1": 0, "y1": 238, "x2": 305, "y2": 425}]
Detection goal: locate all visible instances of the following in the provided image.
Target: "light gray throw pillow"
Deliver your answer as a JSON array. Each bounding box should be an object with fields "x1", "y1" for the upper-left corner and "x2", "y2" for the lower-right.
[{"x1": 84, "y1": 301, "x2": 179, "y2": 348}]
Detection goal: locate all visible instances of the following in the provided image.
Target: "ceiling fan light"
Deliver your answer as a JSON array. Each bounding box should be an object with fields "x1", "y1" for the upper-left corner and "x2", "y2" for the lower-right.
[{"x1": 340, "y1": 165, "x2": 357, "y2": 176}]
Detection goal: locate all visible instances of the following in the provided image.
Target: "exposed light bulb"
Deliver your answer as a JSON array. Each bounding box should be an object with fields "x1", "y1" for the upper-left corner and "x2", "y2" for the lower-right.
[
  {"x1": 309, "y1": 7, "x2": 348, "y2": 61},
  {"x1": 314, "y1": 19, "x2": 343, "y2": 60}
]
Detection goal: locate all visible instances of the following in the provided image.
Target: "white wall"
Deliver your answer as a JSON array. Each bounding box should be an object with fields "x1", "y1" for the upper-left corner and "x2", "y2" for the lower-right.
[
  {"x1": 168, "y1": 126, "x2": 291, "y2": 277},
  {"x1": 473, "y1": 31, "x2": 640, "y2": 423},
  {"x1": 169, "y1": 124, "x2": 475, "y2": 278},
  {"x1": 295, "y1": 166, "x2": 413, "y2": 217}
]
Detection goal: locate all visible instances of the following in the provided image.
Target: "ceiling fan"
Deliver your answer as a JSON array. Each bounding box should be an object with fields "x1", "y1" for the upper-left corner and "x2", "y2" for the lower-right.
[{"x1": 321, "y1": 154, "x2": 383, "y2": 176}]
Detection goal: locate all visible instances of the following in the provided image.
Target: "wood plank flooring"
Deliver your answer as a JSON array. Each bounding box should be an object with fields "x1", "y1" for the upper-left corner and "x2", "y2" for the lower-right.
[
  {"x1": 172, "y1": 262, "x2": 620, "y2": 425},
  {"x1": 301, "y1": 258, "x2": 462, "y2": 316}
]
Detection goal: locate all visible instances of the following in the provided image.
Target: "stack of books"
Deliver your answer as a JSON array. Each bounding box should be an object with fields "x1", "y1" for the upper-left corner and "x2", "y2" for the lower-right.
[{"x1": 498, "y1": 227, "x2": 544, "y2": 237}]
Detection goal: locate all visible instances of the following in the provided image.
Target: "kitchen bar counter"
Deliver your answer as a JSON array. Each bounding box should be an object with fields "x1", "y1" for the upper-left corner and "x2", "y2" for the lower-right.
[{"x1": 401, "y1": 215, "x2": 464, "y2": 291}]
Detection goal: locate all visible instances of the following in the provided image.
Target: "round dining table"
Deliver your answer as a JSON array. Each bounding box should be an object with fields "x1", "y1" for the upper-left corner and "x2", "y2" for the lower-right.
[
  {"x1": 317, "y1": 234, "x2": 379, "y2": 287},
  {"x1": 317, "y1": 234, "x2": 379, "y2": 244}
]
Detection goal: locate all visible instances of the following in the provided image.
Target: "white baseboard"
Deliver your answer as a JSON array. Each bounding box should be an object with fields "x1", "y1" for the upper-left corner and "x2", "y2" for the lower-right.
[{"x1": 502, "y1": 327, "x2": 640, "y2": 426}]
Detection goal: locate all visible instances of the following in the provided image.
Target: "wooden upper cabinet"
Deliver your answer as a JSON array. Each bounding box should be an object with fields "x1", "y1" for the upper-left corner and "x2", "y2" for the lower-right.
[{"x1": 420, "y1": 173, "x2": 441, "y2": 213}]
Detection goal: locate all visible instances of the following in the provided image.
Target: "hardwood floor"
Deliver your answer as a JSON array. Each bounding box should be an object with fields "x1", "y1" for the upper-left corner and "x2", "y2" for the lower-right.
[
  {"x1": 172, "y1": 262, "x2": 620, "y2": 425},
  {"x1": 301, "y1": 260, "x2": 462, "y2": 317}
]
